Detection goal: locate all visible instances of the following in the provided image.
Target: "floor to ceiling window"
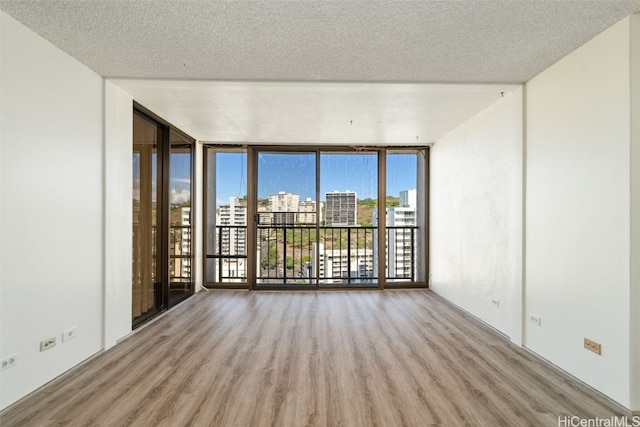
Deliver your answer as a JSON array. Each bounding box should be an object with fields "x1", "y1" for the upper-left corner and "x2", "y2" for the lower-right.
[
  {"x1": 132, "y1": 111, "x2": 162, "y2": 323},
  {"x1": 132, "y1": 105, "x2": 195, "y2": 327},
  {"x1": 385, "y1": 151, "x2": 428, "y2": 284},
  {"x1": 204, "y1": 148, "x2": 249, "y2": 287},
  {"x1": 318, "y1": 152, "x2": 378, "y2": 287},
  {"x1": 203, "y1": 146, "x2": 428, "y2": 289}
]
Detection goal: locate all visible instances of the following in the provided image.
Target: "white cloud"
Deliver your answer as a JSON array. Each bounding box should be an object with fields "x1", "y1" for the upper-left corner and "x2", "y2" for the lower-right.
[
  {"x1": 170, "y1": 184, "x2": 190, "y2": 205},
  {"x1": 170, "y1": 178, "x2": 191, "y2": 185}
]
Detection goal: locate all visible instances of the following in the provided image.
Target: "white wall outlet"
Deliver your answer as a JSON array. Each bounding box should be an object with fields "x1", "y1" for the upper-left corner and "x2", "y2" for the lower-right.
[
  {"x1": 491, "y1": 299, "x2": 500, "y2": 308},
  {"x1": 40, "y1": 337, "x2": 57, "y2": 351},
  {"x1": 62, "y1": 327, "x2": 77, "y2": 343},
  {"x1": 1, "y1": 353, "x2": 18, "y2": 371},
  {"x1": 529, "y1": 314, "x2": 542, "y2": 326}
]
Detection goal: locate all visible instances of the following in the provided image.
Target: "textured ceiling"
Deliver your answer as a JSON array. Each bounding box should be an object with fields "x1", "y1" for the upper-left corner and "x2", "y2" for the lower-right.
[
  {"x1": 2, "y1": 0, "x2": 639, "y2": 83},
  {"x1": 2, "y1": 1, "x2": 639, "y2": 144}
]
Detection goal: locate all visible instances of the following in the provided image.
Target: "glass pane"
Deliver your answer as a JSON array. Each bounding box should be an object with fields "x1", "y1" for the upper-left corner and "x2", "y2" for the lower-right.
[
  {"x1": 132, "y1": 113, "x2": 162, "y2": 322},
  {"x1": 385, "y1": 153, "x2": 419, "y2": 283},
  {"x1": 256, "y1": 152, "x2": 316, "y2": 286},
  {"x1": 168, "y1": 131, "x2": 192, "y2": 304},
  {"x1": 206, "y1": 150, "x2": 248, "y2": 284},
  {"x1": 319, "y1": 153, "x2": 377, "y2": 287}
]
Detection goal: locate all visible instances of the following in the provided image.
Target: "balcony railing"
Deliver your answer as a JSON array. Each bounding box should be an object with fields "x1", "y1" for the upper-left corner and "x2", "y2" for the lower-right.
[
  {"x1": 169, "y1": 224, "x2": 191, "y2": 284},
  {"x1": 132, "y1": 224, "x2": 193, "y2": 298},
  {"x1": 207, "y1": 224, "x2": 418, "y2": 285},
  {"x1": 208, "y1": 225, "x2": 248, "y2": 282},
  {"x1": 258, "y1": 225, "x2": 376, "y2": 286}
]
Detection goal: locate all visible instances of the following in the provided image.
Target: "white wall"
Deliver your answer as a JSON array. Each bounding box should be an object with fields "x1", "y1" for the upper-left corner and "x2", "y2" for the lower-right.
[
  {"x1": 430, "y1": 91, "x2": 522, "y2": 338},
  {"x1": 104, "y1": 82, "x2": 133, "y2": 348},
  {"x1": 0, "y1": 12, "x2": 105, "y2": 409},
  {"x1": 526, "y1": 17, "x2": 632, "y2": 408},
  {"x1": 630, "y1": 14, "x2": 640, "y2": 413}
]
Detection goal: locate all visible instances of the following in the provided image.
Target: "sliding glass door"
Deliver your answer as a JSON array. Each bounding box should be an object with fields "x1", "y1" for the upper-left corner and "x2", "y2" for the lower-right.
[
  {"x1": 168, "y1": 130, "x2": 193, "y2": 306},
  {"x1": 132, "y1": 112, "x2": 163, "y2": 323},
  {"x1": 384, "y1": 151, "x2": 427, "y2": 284},
  {"x1": 253, "y1": 149, "x2": 379, "y2": 288},
  {"x1": 132, "y1": 106, "x2": 194, "y2": 327},
  {"x1": 204, "y1": 148, "x2": 248, "y2": 287},
  {"x1": 256, "y1": 152, "x2": 317, "y2": 287},
  {"x1": 318, "y1": 152, "x2": 378, "y2": 287}
]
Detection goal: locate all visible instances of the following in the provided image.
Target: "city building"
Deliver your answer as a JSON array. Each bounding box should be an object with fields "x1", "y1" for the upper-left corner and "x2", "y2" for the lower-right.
[
  {"x1": 325, "y1": 191, "x2": 357, "y2": 226},
  {"x1": 216, "y1": 197, "x2": 247, "y2": 280},
  {"x1": 262, "y1": 193, "x2": 322, "y2": 225},
  {"x1": 269, "y1": 191, "x2": 299, "y2": 212},
  {"x1": 374, "y1": 189, "x2": 418, "y2": 280},
  {"x1": 399, "y1": 189, "x2": 417, "y2": 209},
  {"x1": 180, "y1": 206, "x2": 191, "y2": 280},
  {"x1": 386, "y1": 207, "x2": 417, "y2": 280},
  {"x1": 312, "y1": 243, "x2": 374, "y2": 284},
  {"x1": 262, "y1": 192, "x2": 298, "y2": 225},
  {"x1": 297, "y1": 197, "x2": 321, "y2": 224}
]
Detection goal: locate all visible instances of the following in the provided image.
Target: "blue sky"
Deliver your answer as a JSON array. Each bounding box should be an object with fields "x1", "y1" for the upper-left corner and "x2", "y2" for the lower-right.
[
  {"x1": 215, "y1": 152, "x2": 416, "y2": 207},
  {"x1": 169, "y1": 153, "x2": 192, "y2": 205},
  {"x1": 133, "y1": 152, "x2": 193, "y2": 205}
]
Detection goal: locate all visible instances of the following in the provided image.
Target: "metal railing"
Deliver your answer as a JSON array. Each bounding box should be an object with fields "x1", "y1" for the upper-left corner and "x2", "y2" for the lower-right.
[
  {"x1": 207, "y1": 224, "x2": 418, "y2": 285},
  {"x1": 169, "y1": 224, "x2": 191, "y2": 283},
  {"x1": 257, "y1": 225, "x2": 376, "y2": 286},
  {"x1": 207, "y1": 225, "x2": 248, "y2": 282}
]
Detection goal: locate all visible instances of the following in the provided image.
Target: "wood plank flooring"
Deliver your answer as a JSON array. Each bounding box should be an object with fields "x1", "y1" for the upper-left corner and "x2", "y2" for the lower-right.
[{"x1": 0, "y1": 290, "x2": 628, "y2": 426}]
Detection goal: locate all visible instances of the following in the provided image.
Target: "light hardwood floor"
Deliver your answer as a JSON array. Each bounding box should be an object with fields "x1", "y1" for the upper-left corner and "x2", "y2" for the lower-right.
[{"x1": 1, "y1": 290, "x2": 628, "y2": 426}]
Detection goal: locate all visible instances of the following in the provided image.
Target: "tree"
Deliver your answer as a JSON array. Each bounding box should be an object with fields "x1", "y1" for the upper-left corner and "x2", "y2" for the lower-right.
[
  {"x1": 261, "y1": 242, "x2": 280, "y2": 268},
  {"x1": 286, "y1": 256, "x2": 295, "y2": 269}
]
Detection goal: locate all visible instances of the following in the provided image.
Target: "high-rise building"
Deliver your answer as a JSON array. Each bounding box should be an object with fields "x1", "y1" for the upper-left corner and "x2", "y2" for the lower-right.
[
  {"x1": 312, "y1": 243, "x2": 374, "y2": 284},
  {"x1": 265, "y1": 191, "x2": 299, "y2": 225},
  {"x1": 374, "y1": 189, "x2": 417, "y2": 280},
  {"x1": 297, "y1": 197, "x2": 322, "y2": 224},
  {"x1": 218, "y1": 197, "x2": 247, "y2": 227},
  {"x1": 325, "y1": 190, "x2": 357, "y2": 226},
  {"x1": 180, "y1": 206, "x2": 191, "y2": 280},
  {"x1": 216, "y1": 197, "x2": 247, "y2": 280},
  {"x1": 399, "y1": 189, "x2": 417, "y2": 210},
  {"x1": 269, "y1": 191, "x2": 299, "y2": 212}
]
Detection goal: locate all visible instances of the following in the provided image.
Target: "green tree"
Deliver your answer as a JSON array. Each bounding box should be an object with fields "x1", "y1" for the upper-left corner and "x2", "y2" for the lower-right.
[
  {"x1": 386, "y1": 196, "x2": 400, "y2": 207},
  {"x1": 359, "y1": 198, "x2": 377, "y2": 208},
  {"x1": 286, "y1": 256, "x2": 295, "y2": 269},
  {"x1": 261, "y1": 242, "x2": 279, "y2": 268}
]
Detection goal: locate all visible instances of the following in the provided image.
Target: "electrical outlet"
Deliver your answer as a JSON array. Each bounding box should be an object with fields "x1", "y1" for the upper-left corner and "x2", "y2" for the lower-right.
[
  {"x1": 492, "y1": 299, "x2": 500, "y2": 308},
  {"x1": 584, "y1": 338, "x2": 602, "y2": 355},
  {"x1": 529, "y1": 315, "x2": 542, "y2": 326},
  {"x1": 1, "y1": 353, "x2": 18, "y2": 371},
  {"x1": 62, "y1": 327, "x2": 77, "y2": 343},
  {"x1": 40, "y1": 337, "x2": 56, "y2": 352}
]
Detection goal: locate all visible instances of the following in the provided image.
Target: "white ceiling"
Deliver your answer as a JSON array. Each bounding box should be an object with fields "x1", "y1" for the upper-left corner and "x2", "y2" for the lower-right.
[
  {"x1": 2, "y1": 1, "x2": 639, "y2": 144},
  {"x1": 115, "y1": 80, "x2": 518, "y2": 144}
]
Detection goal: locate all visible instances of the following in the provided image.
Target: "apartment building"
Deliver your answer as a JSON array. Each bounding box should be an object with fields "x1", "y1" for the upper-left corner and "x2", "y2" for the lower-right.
[
  {"x1": 325, "y1": 191, "x2": 357, "y2": 226},
  {"x1": 373, "y1": 189, "x2": 418, "y2": 280},
  {"x1": 268, "y1": 191, "x2": 299, "y2": 213},
  {"x1": 216, "y1": 197, "x2": 247, "y2": 280},
  {"x1": 312, "y1": 243, "x2": 374, "y2": 284},
  {"x1": 297, "y1": 197, "x2": 320, "y2": 225}
]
